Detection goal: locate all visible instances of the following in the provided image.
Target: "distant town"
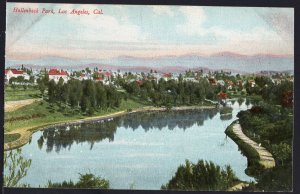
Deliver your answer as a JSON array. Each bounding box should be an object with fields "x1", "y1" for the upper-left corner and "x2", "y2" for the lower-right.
[{"x1": 4, "y1": 65, "x2": 294, "y2": 91}]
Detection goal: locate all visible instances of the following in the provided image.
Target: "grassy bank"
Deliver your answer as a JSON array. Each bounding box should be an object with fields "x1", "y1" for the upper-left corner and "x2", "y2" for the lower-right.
[
  {"x1": 5, "y1": 86, "x2": 41, "y2": 101},
  {"x1": 4, "y1": 99, "x2": 144, "y2": 134},
  {"x1": 4, "y1": 133, "x2": 21, "y2": 143},
  {"x1": 225, "y1": 121, "x2": 260, "y2": 167}
]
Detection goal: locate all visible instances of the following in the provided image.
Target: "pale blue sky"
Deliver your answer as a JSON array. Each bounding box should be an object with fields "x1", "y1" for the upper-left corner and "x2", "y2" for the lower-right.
[{"x1": 6, "y1": 3, "x2": 294, "y2": 60}]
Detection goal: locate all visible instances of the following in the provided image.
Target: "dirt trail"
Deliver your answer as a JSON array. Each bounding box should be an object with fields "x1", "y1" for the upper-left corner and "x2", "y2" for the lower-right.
[
  {"x1": 232, "y1": 123, "x2": 275, "y2": 168},
  {"x1": 5, "y1": 99, "x2": 41, "y2": 112}
]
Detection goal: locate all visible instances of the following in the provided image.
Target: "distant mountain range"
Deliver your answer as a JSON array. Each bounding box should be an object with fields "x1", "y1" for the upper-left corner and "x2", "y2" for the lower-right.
[{"x1": 6, "y1": 52, "x2": 294, "y2": 74}]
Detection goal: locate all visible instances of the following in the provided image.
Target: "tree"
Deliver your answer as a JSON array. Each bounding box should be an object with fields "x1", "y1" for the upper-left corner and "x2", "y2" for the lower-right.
[
  {"x1": 22, "y1": 84, "x2": 27, "y2": 91},
  {"x1": 281, "y1": 90, "x2": 293, "y2": 108},
  {"x1": 48, "y1": 80, "x2": 56, "y2": 103},
  {"x1": 76, "y1": 173, "x2": 109, "y2": 188},
  {"x1": 9, "y1": 77, "x2": 17, "y2": 85},
  {"x1": 4, "y1": 148, "x2": 32, "y2": 187},
  {"x1": 47, "y1": 173, "x2": 109, "y2": 189},
  {"x1": 29, "y1": 76, "x2": 35, "y2": 84},
  {"x1": 162, "y1": 160, "x2": 240, "y2": 191},
  {"x1": 85, "y1": 67, "x2": 92, "y2": 74},
  {"x1": 37, "y1": 78, "x2": 46, "y2": 99},
  {"x1": 255, "y1": 76, "x2": 271, "y2": 88},
  {"x1": 61, "y1": 84, "x2": 70, "y2": 104},
  {"x1": 271, "y1": 143, "x2": 292, "y2": 166},
  {"x1": 80, "y1": 96, "x2": 91, "y2": 112}
]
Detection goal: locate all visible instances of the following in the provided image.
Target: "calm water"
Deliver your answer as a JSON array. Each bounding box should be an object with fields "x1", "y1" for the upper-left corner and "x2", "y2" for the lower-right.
[{"x1": 7, "y1": 100, "x2": 255, "y2": 189}]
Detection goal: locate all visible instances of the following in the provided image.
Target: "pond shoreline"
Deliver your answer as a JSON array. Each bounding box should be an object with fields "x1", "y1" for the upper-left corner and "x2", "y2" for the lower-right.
[{"x1": 4, "y1": 105, "x2": 216, "y2": 151}]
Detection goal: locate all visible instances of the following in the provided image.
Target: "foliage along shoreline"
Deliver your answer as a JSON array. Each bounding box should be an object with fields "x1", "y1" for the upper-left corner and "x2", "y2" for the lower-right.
[
  {"x1": 225, "y1": 120, "x2": 275, "y2": 171},
  {"x1": 4, "y1": 105, "x2": 216, "y2": 151}
]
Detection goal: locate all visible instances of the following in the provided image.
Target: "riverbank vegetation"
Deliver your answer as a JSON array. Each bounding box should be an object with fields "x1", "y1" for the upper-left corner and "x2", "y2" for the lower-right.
[
  {"x1": 237, "y1": 103, "x2": 292, "y2": 191},
  {"x1": 231, "y1": 76, "x2": 293, "y2": 191},
  {"x1": 161, "y1": 160, "x2": 240, "y2": 191},
  {"x1": 4, "y1": 98, "x2": 143, "y2": 134},
  {"x1": 5, "y1": 75, "x2": 217, "y2": 142}
]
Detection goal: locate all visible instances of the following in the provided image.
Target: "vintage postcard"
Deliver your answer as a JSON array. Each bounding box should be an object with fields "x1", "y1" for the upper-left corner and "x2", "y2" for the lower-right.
[{"x1": 3, "y1": 2, "x2": 294, "y2": 192}]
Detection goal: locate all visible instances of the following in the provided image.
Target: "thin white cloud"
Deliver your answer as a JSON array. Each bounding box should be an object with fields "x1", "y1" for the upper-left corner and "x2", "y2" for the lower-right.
[
  {"x1": 176, "y1": 6, "x2": 292, "y2": 55},
  {"x1": 53, "y1": 4, "x2": 149, "y2": 43},
  {"x1": 151, "y1": 6, "x2": 174, "y2": 17},
  {"x1": 177, "y1": 6, "x2": 207, "y2": 36}
]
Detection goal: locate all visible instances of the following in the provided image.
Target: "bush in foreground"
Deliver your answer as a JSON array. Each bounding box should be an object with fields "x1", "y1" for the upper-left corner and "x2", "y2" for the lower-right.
[
  {"x1": 47, "y1": 173, "x2": 109, "y2": 189},
  {"x1": 161, "y1": 160, "x2": 240, "y2": 191}
]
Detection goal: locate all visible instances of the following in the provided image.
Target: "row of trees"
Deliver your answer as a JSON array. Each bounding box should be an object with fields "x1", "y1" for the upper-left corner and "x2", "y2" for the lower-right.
[
  {"x1": 122, "y1": 78, "x2": 217, "y2": 107},
  {"x1": 9, "y1": 76, "x2": 35, "y2": 85},
  {"x1": 37, "y1": 75, "x2": 122, "y2": 115}
]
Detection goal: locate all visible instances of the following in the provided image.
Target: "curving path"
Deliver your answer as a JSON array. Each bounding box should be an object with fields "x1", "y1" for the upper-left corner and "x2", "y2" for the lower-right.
[{"x1": 231, "y1": 123, "x2": 275, "y2": 169}]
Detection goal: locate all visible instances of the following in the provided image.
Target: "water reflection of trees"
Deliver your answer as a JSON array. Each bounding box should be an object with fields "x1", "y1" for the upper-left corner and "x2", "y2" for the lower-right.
[
  {"x1": 39, "y1": 119, "x2": 121, "y2": 153},
  {"x1": 38, "y1": 109, "x2": 218, "y2": 153},
  {"x1": 122, "y1": 109, "x2": 218, "y2": 131},
  {"x1": 220, "y1": 114, "x2": 233, "y2": 121}
]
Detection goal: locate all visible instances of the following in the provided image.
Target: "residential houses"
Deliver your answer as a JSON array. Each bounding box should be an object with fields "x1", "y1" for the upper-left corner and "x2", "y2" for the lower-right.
[
  {"x1": 4, "y1": 68, "x2": 30, "y2": 83},
  {"x1": 5, "y1": 65, "x2": 294, "y2": 96},
  {"x1": 48, "y1": 69, "x2": 69, "y2": 83}
]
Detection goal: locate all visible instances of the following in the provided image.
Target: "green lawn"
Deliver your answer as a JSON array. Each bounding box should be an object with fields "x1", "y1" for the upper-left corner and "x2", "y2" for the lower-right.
[
  {"x1": 5, "y1": 86, "x2": 41, "y2": 101},
  {"x1": 4, "y1": 98, "x2": 144, "y2": 133}
]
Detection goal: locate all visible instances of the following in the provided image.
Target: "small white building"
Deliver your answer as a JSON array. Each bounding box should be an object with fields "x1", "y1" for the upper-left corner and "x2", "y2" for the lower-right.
[
  {"x1": 184, "y1": 77, "x2": 197, "y2": 82},
  {"x1": 48, "y1": 69, "x2": 69, "y2": 83},
  {"x1": 5, "y1": 69, "x2": 30, "y2": 83}
]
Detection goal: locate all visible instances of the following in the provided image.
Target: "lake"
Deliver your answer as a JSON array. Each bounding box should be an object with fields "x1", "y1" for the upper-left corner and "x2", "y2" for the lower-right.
[{"x1": 6, "y1": 100, "x2": 255, "y2": 189}]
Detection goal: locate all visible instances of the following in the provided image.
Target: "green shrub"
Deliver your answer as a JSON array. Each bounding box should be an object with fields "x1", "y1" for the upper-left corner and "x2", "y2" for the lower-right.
[
  {"x1": 47, "y1": 173, "x2": 109, "y2": 189},
  {"x1": 162, "y1": 160, "x2": 240, "y2": 191}
]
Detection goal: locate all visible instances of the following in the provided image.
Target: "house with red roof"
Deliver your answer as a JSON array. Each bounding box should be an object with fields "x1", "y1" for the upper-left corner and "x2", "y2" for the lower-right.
[
  {"x1": 48, "y1": 69, "x2": 69, "y2": 83},
  {"x1": 5, "y1": 69, "x2": 29, "y2": 83},
  {"x1": 78, "y1": 73, "x2": 90, "y2": 81},
  {"x1": 93, "y1": 77, "x2": 104, "y2": 82},
  {"x1": 218, "y1": 91, "x2": 228, "y2": 99},
  {"x1": 105, "y1": 72, "x2": 112, "y2": 77},
  {"x1": 163, "y1": 73, "x2": 172, "y2": 81}
]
